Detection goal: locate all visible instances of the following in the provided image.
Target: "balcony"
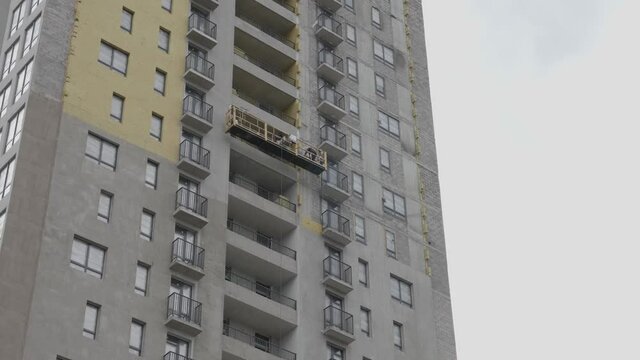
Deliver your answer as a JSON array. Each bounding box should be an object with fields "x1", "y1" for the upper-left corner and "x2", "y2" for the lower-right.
[
  {"x1": 166, "y1": 293, "x2": 202, "y2": 336},
  {"x1": 164, "y1": 352, "x2": 193, "y2": 360},
  {"x1": 225, "y1": 105, "x2": 327, "y2": 174},
  {"x1": 174, "y1": 188, "x2": 208, "y2": 229},
  {"x1": 319, "y1": 125, "x2": 348, "y2": 161},
  {"x1": 322, "y1": 256, "x2": 353, "y2": 295},
  {"x1": 226, "y1": 270, "x2": 296, "y2": 309},
  {"x1": 314, "y1": 14, "x2": 342, "y2": 47},
  {"x1": 317, "y1": 49, "x2": 344, "y2": 84},
  {"x1": 181, "y1": 95, "x2": 214, "y2": 134},
  {"x1": 323, "y1": 306, "x2": 355, "y2": 344},
  {"x1": 237, "y1": 0, "x2": 297, "y2": 33},
  {"x1": 223, "y1": 325, "x2": 296, "y2": 360},
  {"x1": 317, "y1": 85, "x2": 346, "y2": 121},
  {"x1": 184, "y1": 52, "x2": 215, "y2": 90},
  {"x1": 192, "y1": 0, "x2": 219, "y2": 11},
  {"x1": 230, "y1": 173, "x2": 296, "y2": 212},
  {"x1": 170, "y1": 238, "x2": 205, "y2": 280},
  {"x1": 321, "y1": 168, "x2": 349, "y2": 203},
  {"x1": 321, "y1": 209, "x2": 350, "y2": 246},
  {"x1": 316, "y1": 0, "x2": 342, "y2": 12},
  {"x1": 187, "y1": 13, "x2": 218, "y2": 49},
  {"x1": 236, "y1": 14, "x2": 296, "y2": 50},
  {"x1": 233, "y1": 89, "x2": 297, "y2": 128},
  {"x1": 235, "y1": 47, "x2": 297, "y2": 88},
  {"x1": 178, "y1": 140, "x2": 211, "y2": 179}
]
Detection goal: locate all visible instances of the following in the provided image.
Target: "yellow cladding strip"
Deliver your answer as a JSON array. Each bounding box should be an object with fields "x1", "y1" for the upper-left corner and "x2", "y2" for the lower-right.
[
  {"x1": 301, "y1": 217, "x2": 322, "y2": 235},
  {"x1": 63, "y1": 0, "x2": 190, "y2": 161}
]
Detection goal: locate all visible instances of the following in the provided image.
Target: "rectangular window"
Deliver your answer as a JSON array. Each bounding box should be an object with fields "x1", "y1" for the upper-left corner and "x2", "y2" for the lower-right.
[
  {"x1": 379, "y1": 148, "x2": 390, "y2": 170},
  {"x1": 150, "y1": 113, "x2": 163, "y2": 140},
  {"x1": 31, "y1": 0, "x2": 43, "y2": 13},
  {"x1": 360, "y1": 307, "x2": 371, "y2": 336},
  {"x1": 2, "y1": 41, "x2": 19, "y2": 80},
  {"x1": 129, "y1": 320, "x2": 144, "y2": 355},
  {"x1": 121, "y1": 8, "x2": 133, "y2": 32},
  {"x1": 5, "y1": 108, "x2": 24, "y2": 152},
  {"x1": 354, "y1": 215, "x2": 365, "y2": 241},
  {"x1": 154, "y1": 69, "x2": 166, "y2": 94},
  {"x1": 327, "y1": 343, "x2": 345, "y2": 360},
  {"x1": 378, "y1": 111, "x2": 400, "y2": 137},
  {"x1": 375, "y1": 74, "x2": 385, "y2": 96},
  {"x1": 140, "y1": 210, "x2": 154, "y2": 241},
  {"x1": 351, "y1": 133, "x2": 361, "y2": 155},
  {"x1": 22, "y1": 16, "x2": 41, "y2": 56},
  {"x1": 382, "y1": 188, "x2": 406, "y2": 217},
  {"x1": 358, "y1": 259, "x2": 368, "y2": 286},
  {"x1": 344, "y1": 0, "x2": 354, "y2": 11},
  {"x1": 70, "y1": 237, "x2": 105, "y2": 279},
  {"x1": 161, "y1": 0, "x2": 172, "y2": 12},
  {"x1": 349, "y1": 95, "x2": 359, "y2": 116},
  {"x1": 385, "y1": 230, "x2": 396, "y2": 257},
  {"x1": 347, "y1": 58, "x2": 358, "y2": 80},
  {"x1": 372, "y1": 7, "x2": 381, "y2": 28},
  {"x1": 110, "y1": 93, "x2": 124, "y2": 121},
  {"x1": 393, "y1": 322, "x2": 403, "y2": 350},
  {"x1": 14, "y1": 60, "x2": 33, "y2": 102},
  {"x1": 0, "y1": 158, "x2": 16, "y2": 199},
  {"x1": 0, "y1": 211, "x2": 6, "y2": 245},
  {"x1": 158, "y1": 28, "x2": 170, "y2": 52},
  {"x1": 97, "y1": 191, "x2": 112, "y2": 223},
  {"x1": 373, "y1": 40, "x2": 394, "y2": 67},
  {"x1": 82, "y1": 302, "x2": 100, "y2": 339},
  {"x1": 346, "y1": 24, "x2": 356, "y2": 46},
  {"x1": 98, "y1": 41, "x2": 128, "y2": 75},
  {"x1": 9, "y1": 2, "x2": 26, "y2": 37},
  {"x1": 85, "y1": 133, "x2": 118, "y2": 170},
  {"x1": 390, "y1": 275, "x2": 412, "y2": 306},
  {"x1": 134, "y1": 262, "x2": 149, "y2": 296},
  {"x1": 145, "y1": 160, "x2": 158, "y2": 189},
  {"x1": 0, "y1": 85, "x2": 10, "y2": 118},
  {"x1": 352, "y1": 172, "x2": 363, "y2": 197}
]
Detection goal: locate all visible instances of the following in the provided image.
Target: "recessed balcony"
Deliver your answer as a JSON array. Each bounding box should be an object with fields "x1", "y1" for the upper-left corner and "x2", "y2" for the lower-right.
[
  {"x1": 314, "y1": 13, "x2": 343, "y2": 47},
  {"x1": 236, "y1": 14, "x2": 296, "y2": 50},
  {"x1": 181, "y1": 95, "x2": 214, "y2": 134},
  {"x1": 177, "y1": 140, "x2": 211, "y2": 180},
  {"x1": 321, "y1": 209, "x2": 350, "y2": 246},
  {"x1": 323, "y1": 306, "x2": 355, "y2": 344},
  {"x1": 322, "y1": 256, "x2": 353, "y2": 295},
  {"x1": 192, "y1": 0, "x2": 219, "y2": 11},
  {"x1": 187, "y1": 13, "x2": 218, "y2": 49},
  {"x1": 319, "y1": 125, "x2": 348, "y2": 161},
  {"x1": 170, "y1": 238, "x2": 205, "y2": 280},
  {"x1": 317, "y1": 49, "x2": 344, "y2": 84},
  {"x1": 174, "y1": 188, "x2": 208, "y2": 229},
  {"x1": 184, "y1": 52, "x2": 215, "y2": 91},
  {"x1": 321, "y1": 168, "x2": 349, "y2": 203},
  {"x1": 165, "y1": 293, "x2": 202, "y2": 336},
  {"x1": 317, "y1": 85, "x2": 346, "y2": 121},
  {"x1": 223, "y1": 325, "x2": 297, "y2": 360}
]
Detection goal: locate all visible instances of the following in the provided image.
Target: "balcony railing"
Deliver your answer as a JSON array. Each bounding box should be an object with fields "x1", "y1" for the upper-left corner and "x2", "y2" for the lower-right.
[
  {"x1": 176, "y1": 188, "x2": 208, "y2": 217},
  {"x1": 320, "y1": 125, "x2": 347, "y2": 150},
  {"x1": 180, "y1": 140, "x2": 211, "y2": 169},
  {"x1": 183, "y1": 95, "x2": 214, "y2": 124},
  {"x1": 167, "y1": 293, "x2": 202, "y2": 326},
  {"x1": 225, "y1": 269, "x2": 297, "y2": 309},
  {"x1": 324, "y1": 305, "x2": 353, "y2": 335},
  {"x1": 186, "y1": 52, "x2": 215, "y2": 80},
  {"x1": 164, "y1": 352, "x2": 193, "y2": 360},
  {"x1": 323, "y1": 256, "x2": 352, "y2": 285},
  {"x1": 237, "y1": 14, "x2": 296, "y2": 49},
  {"x1": 235, "y1": 47, "x2": 296, "y2": 86},
  {"x1": 318, "y1": 85, "x2": 345, "y2": 109},
  {"x1": 189, "y1": 13, "x2": 217, "y2": 39},
  {"x1": 318, "y1": 49, "x2": 343, "y2": 72},
  {"x1": 321, "y1": 168, "x2": 348, "y2": 193},
  {"x1": 321, "y1": 209, "x2": 350, "y2": 236},
  {"x1": 223, "y1": 325, "x2": 297, "y2": 360},
  {"x1": 233, "y1": 89, "x2": 296, "y2": 126},
  {"x1": 227, "y1": 219, "x2": 297, "y2": 259},
  {"x1": 171, "y1": 238, "x2": 205, "y2": 270},
  {"x1": 229, "y1": 173, "x2": 296, "y2": 212},
  {"x1": 315, "y1": 13, "x2": 342, "y2": 35}
]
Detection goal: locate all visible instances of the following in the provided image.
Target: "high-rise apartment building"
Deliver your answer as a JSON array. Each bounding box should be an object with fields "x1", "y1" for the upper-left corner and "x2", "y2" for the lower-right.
[{"x1": 0, "y1": 0, "x2": 456, "y2": 359}]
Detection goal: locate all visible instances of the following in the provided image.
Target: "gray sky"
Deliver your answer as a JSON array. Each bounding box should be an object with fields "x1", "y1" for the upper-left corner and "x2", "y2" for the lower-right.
[{"x1": 423, "y1": 0, "x2": 640, "y2": 358}]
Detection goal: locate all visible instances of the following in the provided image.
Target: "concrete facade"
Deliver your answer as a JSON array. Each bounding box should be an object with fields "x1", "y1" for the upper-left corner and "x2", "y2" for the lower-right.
[{"x1": 0, "y1": 1, "x2": 456, "y2": 360}]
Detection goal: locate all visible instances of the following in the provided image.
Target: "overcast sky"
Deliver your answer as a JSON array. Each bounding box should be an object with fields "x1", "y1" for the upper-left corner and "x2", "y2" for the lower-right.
[{"x1": 423, "y1": 0, "x2": 640, "y2": 358}]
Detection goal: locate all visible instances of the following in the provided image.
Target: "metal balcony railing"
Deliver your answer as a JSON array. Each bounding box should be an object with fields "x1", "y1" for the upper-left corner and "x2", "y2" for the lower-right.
[
  {"x1": 180, "y1": 140, "x2": 211, "y2": 169},
  {"x1": 185, "y1": 52, "x2": 215, "y2": 80},
  {"x1": 183, "y1": 95, "x2": 214, "y2": 124},
  {"x1": 225, "y1": 269, "x2": 297, "y2": 309},
  {"x1": 321, "y1": 209, "x2": 350, "y2": 237},
  {"x1": 322, "y1": 168, "x2": 349, "y2": 193},
  {"x1": 189, "y1": 13, "x2": 217, "y2": 39},
  {"x1": 235, "y1": 47, "x2": 296, "y2": 86},
  {"x1": 315, "y1": 13, "x2": 342, "y2": 35},
  {"x1": 167, "y1": 293, "x2": 202, "y2": 326},
  {"x1": 233, "y1": 89, "x2": 296, "y2": 126},
  {"x1": 323, "y1": 256, "x2": 352, "y2": 285},
  {"x1": 163, "y1": 352, "x2": 193, "y2": 360},
  {"x1": 318, "y1": 49, "x2": 343, "y2": 72},
  {"x1": 171, "y1": 238, "x2": 205, "y2": 270},
  {"x1": 227, "y1": 219, "x2": 297, "y2": 259},
  {"x1": 236, "y1": 14, "x2": 296, "y2": 49},
  {"x1": 176, "y1": 188, "x2": 208, "y2": 217},
  {"x1": 223, "y1": 325, "x2": 297, "y2": 360},
  {"x1": 229, "y1": 173, "x2": 296, "y2": 212},
  {"x1": 320, "y1": 125, "x2": 347, "y2": 150},
  {"x1": 324, "y1": 305, "x2": 353, "y2": 335},
  {"x1": 318, "y1": 85, "x2": 345, "y2": 110}
]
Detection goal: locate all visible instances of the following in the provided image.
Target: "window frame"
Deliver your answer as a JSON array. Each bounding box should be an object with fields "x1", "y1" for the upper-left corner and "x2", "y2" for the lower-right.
[
  {"x1": 14, "y1": 60, "x2": 33, "y2": 102},
  {"x1": 98, "y1": 41, "x2": 129, "y2": 75},
  {"x1": 351, "y1": 133, "x2": 361, "y2": 156},
  {"x1": 82, "y1": 302, "x2": 100, "y2": 339},
  {"x1": 346, "y1": 24, "x2": 357, "y2": 46},
  {"x1": 390, "y1": 275, "x2": 413, "y2": 306},
  {"x1": 85, "y1": 133, "x2": 118, "y2": 171},
  {"x1": 346, "y1": 58, "x2": 358, "y2": 80},
  {"x1": 360, "y1": 307, "x2": 371, "y2": 336},
  {"x1": 154, "y1": 68, "x2": 167, "y2": 95},
  {"x1": 354, "y1": 214, "x2": 365, "y2": 242},
  {"x1": 97, "y1": 190, "x2": 113, "y2": 223},
  {"x1": 358, "y1": 259, "x2": 369, "y2": 286},
  {"x1": 375, "y1": 73, "x2": 385, "y2": 97},
  {"x1": 110, "y1": 93, "x2": 124, "y2": 121},
  {"x1": 0, "y1": 84, "x2": 11, "y2": 118},
  {"x1": 371, "y1": 7, "x2": 382, "y2": 28},
  {"x1": 344, "y1": 0, "x2": 354, "y2": 12},
  {"x1": 373, "y1": 39, "x2": 395, "y2": 67},
  {"x1": 158, "y1": 28, "x2": 171, "y2": 52},
  {"x1": 121, "y1": 8, "x2": 134, "y2": 33},
  {"x1": 9, "y1": 2, "x2": 27, "y2": 38},
  {"x1": 140, "y1": 209, "x2": 154, "y2": 241},
  {"x1": 379, "y1": 148, "x2": 390, "y2": 170},
  {"x1": 348, "y1": 94, "x2": 359, "y2": 116},
  {"x1": 382, "y1": 188, "x2": 406, "y2": 218},
  {"x1": 30, "y1": 0, "x2": 43, "y2": 13},
  {"x1": 145, "y1": 159, "x2": 158, "y2": 189},
  {"x1": 22, "y1": 16, "x2": 42, "y2": 56},
  {"x1": 5, "y1": 108, "x2": 24, "y2": 152},
  {"x1": 134, "y1": 262, "x2": 149, "y2": 296},
  {"x1": 161, "y1": 0, "x2": 172, "y2": 12},
  {"x1": 0, "y1": 158, "x2": 16, "y2": 199},
  {"x1": 352, "y1": 172, "x2": 363, "y2": 197},
  {"x1": 2, "y1": 41, "x2": 19, "y2": 80},
  {"x1": 129, "y1": 319, "x2": 145, "y2": 356},
  {"x1": 69, "y1": 236, "x2": 106, "y2": 279},
  {"x1": 385, "y1": 230, "x2": 396, "y2": 257},
  {"x1": 378, "y1": 110, "x2": 400, "y2": 137},
  {"x1": 150, "y1": 113, "x2": 163, "y2": 141},
  {"x1": 393, "y1": 321, "x2": 403, "y2": 350}
]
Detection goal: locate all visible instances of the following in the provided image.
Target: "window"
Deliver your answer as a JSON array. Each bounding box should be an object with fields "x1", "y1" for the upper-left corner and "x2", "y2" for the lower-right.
[
  {"x1": 349, "y1": 95, "x2": 359, "y2": 116},
  {"x1": 97, "y1": 191, "x2": 112, "y2": 223},
  {"x1": 134, "y1": 262, "x2": 149, "y2": 296},
  {"x1": 358, "y1": 259, "x2": 368, "y2": 286},
  {"x1": 110, "y1": 93, "x2": 124, "y2": 121},
  {"x1": 346, "y1": 24, "x2": 356, "y2": 45},
  {"x1": 82, "y1": 302, "x2": 100, "y2": 339},
  {"x1": 140, "y1": 210, "x2": 154, "y2": 241},
  {"x1": 385, "y1": 230, "x2": 396, "y2": 257},
  {"x1": 327, "y1": 343, "x2": 344, "y2": 360},
  {"x1": 121, "y1": 8, "x2": 133, "y2": 32},
  {"x1": 379, "y1": 148, "x2": 390, "y2": 170},
  {"x1": 352, "y1": 172, "x2": 363, "y2": 197},
  {"x1": 2, "y1": 41, "x2": 19, "y2": 80},
  {"x1": 161, "y1": 0, "x2": 172, "y2": 12},
  {"x1": 150, "y1": 113, "x2": 163, "y2": 140},
  {"x1": 22, "y1": 16, "x2": 42, "y2": 56},
  {"x1": 354, "y1": 215, "x2": 365, "y2": 241},
  {"x1": 166, "y1": 335, "x2": 190, "y2": 358},
  {"x1": 145, "y1": 160, "x2": 158, "y2": 189},
  {"x1": 344, "y1": 0, "x2": 354, "y2": 12},
  {"x1": 371, "y1": 7, "x2": 381, "y2": 28},
  {"x1": 85, "y1": 133, "x2": 118, "y2": 170},
  {"x1": 154, "y1": 69, "x2": 166, "y2": 94},
  {"x1": 15, "y1": 61, "x2": 34, "y2": 102},
  {"x1": 5, "y1": 108, "x2": 24, "y2": 152},
  {"x1": 360, "y1": 307, "x2": 371, "y2": 336},
  {"x1": 0, "y1": 85, "x2": 10, "y2": 118},
  {"x1": 0, "y1": 158, "x2": 16, "y2": 199},
  {"x1": 31, "y1": 0, "x2": 43, "y2": 13},
  {"x1": 390, "y1": 276, "x2": 412, "y2": 306},
  {"x1": 0, "y1": 211, "x2": 6, "y2": 246},
  {"x1": 375, "y1": 74, "x2": 385, "y2": 96},
  {"x1": 382, "y1": 189, "x2": 406, "y2": 217},
  {"x1": 129, "y1": 320, "x2": 145, "y2": 355},
  {"x1": 70, "y1": 237, "x2": 105, "y2": 279},
  {"x1": 347, "y1": 58, "x2": 358, "y2": 80},
  {"x1": 351, "y1": 133, "x2": 361, "y2": 155},
  {"x1": 393, "y1": 322, "x2": 403, "y2": 350},
  {"x1": 158, "y1": 28, "x2": 170, "y2": 52},
  {"x1": 373, "y1": 40, "x2": 394, "y2": 66},
  {"x1": 378, "y1": 111, "x2": 400, "y2": 137},
  {"x1": 9, "y1": 2, "x2": 26, "y2": 37},
  {"x1": 98, "y1": 41, "x2": 128, "y2": 75},
  {"x1": 255, "y1": 333, "x2": 270, "y2": 352}
]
